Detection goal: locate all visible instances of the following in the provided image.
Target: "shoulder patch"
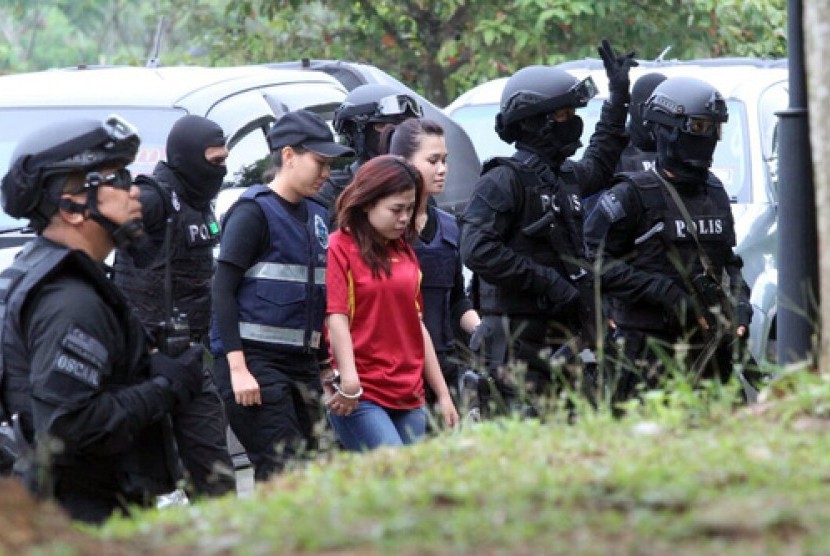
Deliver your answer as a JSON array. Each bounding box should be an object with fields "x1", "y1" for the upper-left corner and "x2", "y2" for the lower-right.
[
  {"x1": 61, "y1": 326, "x2": 108, "y2": 369},
  {"x1": 53, "y1": 354, "x2": 101, "y2": 389},
  {"x1": 170, "y1": 190, "x2": 182, "y2": 212},
  {"x1": 598, "y1": 191, "x2": 626, "y2": 222}
]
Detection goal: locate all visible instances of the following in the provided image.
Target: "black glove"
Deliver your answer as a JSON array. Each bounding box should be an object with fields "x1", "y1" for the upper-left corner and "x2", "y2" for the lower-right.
[
  {"x1": 597, "y1": 38, "x2": 638, "y2": 105},
  {"x1": 546, "y1": 277, "x2": 580, "y2": 315},
  {"x1": 469, "y1": 322, "x2": 493, "y2": 352},
  {"x1": 151, "y1": 344, "x2": 205, "y2": 408},
  {"x1": 735, "y1": 301, "x2": 753, "y2": 329},
  {"x1": 662, "y1": 283, "x2": 700, "y2": 327}
]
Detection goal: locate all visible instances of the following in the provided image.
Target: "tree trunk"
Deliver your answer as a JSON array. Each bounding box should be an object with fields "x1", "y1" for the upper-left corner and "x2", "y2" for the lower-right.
[{"x1": 804, "y1": 0, "x2": 830, "y2": 369}]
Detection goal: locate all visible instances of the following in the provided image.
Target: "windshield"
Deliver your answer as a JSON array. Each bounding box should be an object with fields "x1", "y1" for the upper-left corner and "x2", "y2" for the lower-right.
[
  {"x1": 449, "y1": 98, "x2": 749, "y2": 202},
  {"x1": 0, "y1": 107, "x2": 187, "y2": 229}
]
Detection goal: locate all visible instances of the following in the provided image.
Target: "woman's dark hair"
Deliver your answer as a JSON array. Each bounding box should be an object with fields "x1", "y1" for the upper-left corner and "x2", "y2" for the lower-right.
[
  {"x1": 260, "y1": 144, "x2": 310, "y2": 183},
  {"x1": 269, "y1": 144, "x2": 308, "y2": 169},
  {"x1": 379, "y1": 118, "x2": 444, "y2": 160},
  {"x1": 335, "y1": 154, "x2": 423, "y2": 278}
]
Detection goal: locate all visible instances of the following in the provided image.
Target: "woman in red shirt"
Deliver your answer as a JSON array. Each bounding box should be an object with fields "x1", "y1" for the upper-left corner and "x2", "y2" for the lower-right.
[{"x1": 325, "y1": 155, "x2": 458, "y2": 451}]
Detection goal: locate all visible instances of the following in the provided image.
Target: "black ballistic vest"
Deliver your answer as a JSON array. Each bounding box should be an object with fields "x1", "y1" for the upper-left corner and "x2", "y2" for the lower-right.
[
  {"x1": 478, "y1": 152, "x2": 586, "y2": 315},
  {"x1": 610, "y1": 170, "x2": 735, "y2": 330},
  {"x1": 415, "y1": 207, "x2": 460, "y2": 354},
  {"x1": 113, "y1": 175, "x2": 219, "y2": 336}
]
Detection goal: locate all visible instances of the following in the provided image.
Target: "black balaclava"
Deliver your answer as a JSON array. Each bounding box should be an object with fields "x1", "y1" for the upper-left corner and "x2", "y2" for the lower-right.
[
  {"x1": 518, "y1": 114, "x2": 584, "y2": 166},
  {"x1": 360, "y1": 124, "x2": 384, "y2": 161},
  {"x1": 628, "y1": 73, "x2": 667, "y2": 152},
  {"x1": 354, "y1": 117, "x2": 408, "y2": 162},
  {"x1": 166, "y1": 115, "x2": 227, "y2": 209},
  {"x1": 654, "y1": 124, "x2": 718, "y2": 185}
]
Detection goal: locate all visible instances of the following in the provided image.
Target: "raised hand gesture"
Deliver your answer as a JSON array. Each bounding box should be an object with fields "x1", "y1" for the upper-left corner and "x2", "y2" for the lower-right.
[{"x1": 597, "y1": 38, "x2": 638, "y2": 104}]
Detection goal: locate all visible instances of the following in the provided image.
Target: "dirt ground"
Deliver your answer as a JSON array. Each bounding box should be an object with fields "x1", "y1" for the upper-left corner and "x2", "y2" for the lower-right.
[
  {"x1": 0, "y1": 478, "x2": 150, "y2": 555},
  {"x1": 0, "y1": 467, "x2": 255, "y2": 555}
]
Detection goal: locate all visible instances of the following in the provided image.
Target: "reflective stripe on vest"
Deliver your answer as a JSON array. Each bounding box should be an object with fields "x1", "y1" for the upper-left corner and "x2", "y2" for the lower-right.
[
  {"x1": 244, "y1": 262, "x2": 326, "y2": 285},
  {"x1": 238, "y1": 322, "x2": 321, "y2": 348}
]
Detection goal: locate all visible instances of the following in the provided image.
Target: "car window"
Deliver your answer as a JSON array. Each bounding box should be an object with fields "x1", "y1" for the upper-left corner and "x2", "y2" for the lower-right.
[
  {"x1": 758, "y1": 82, "x2": 788, "y2": 203},
  {"x1": 713, "y1": 100, "x2": 749, "y2": 203},
  {"x1": 767, "y1": 122, "x2": 781, "y2": 204},
  {"x1": 0, "y1": 107, "x2": 186, "y2": 177},
  {"x1": 449, "y1": 104, "x2": 513, "y2": 161},
  {"x1": 758, "y1": 82, "x2": 788, "y2": 159},
  {"x1": 260, "y1": 83, "x2": 345, "y2": 117},
  {"x1": 225, "y1": 129, "x2": 270, "y2": 186},
  {"x1": 205, "y1": 91, "x2": 278, "y2": 180}
]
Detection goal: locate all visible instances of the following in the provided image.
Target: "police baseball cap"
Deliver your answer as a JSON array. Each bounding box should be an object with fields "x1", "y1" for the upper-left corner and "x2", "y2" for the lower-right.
[{"x1": 267, "y1": 110, "x2": 355, "y2": 158}]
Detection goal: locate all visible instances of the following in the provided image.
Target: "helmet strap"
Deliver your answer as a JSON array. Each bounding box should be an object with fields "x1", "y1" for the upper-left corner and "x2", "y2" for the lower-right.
[{"x1": 75, "y1": 187, "x2": 144, "y2": 250}]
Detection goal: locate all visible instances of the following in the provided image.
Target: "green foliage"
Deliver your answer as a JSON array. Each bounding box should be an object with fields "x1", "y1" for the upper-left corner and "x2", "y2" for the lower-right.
[
  {"x1": 211, "y1": 0, "x2": 787, "y2": 106},
  {"x1": 0, "y1": 0, "x2": 230, "y2": 73},
  {"x1": 91, "y1": 370, "x2": 830, "y2": 554},
  {"x1": 1, "y1": 0, "x2": 787, "y2": 104}
]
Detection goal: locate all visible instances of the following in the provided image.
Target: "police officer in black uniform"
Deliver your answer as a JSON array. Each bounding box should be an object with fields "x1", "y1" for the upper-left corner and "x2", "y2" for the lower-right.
[
  {"x1": 584, "y1": 76, "x2": 752, "y2": 402},
  {"x1": 112, "y1": 115, "x2": 235, "y2": 498},
  {"x1": 583, "y1": 72, "x2": 668, "y2": 354},
  {"x1": 315, "y1": 83, "x2": 422, "y2": 224},
  {"x1": 0, "y1": 115, "x2": 205, "y2": 523},
  {"x1": 459, "y1": 40, "x2": 636, "y2": 411}
]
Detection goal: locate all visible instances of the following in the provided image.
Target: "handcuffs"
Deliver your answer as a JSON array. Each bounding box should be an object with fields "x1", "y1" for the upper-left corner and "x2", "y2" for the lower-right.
[{"x1": 323, "y1": 369, "x2": 363, "y2": 400}]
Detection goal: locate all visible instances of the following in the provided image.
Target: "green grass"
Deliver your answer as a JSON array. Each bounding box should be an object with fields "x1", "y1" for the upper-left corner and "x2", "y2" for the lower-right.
[{"x1": 89, "y1": 368, "x2": 830, "y2": 555}]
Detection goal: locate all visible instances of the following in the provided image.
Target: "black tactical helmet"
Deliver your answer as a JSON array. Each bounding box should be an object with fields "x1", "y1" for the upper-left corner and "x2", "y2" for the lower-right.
[
  {"x1": 1, "y1": 115, "x2": 139, "y2": 231},
  {"x1": 333, "y1": 84, "x2": 422, "y2": 137},
  {"x1": 643, "y1": 76, "x2": 728, "y2": 135},
  {"x1": 643, "y1": 77, "x2": 728, "y2": 181},
  {"x1": 627, "y1": 72, "x2": 667, "y2": 151},
  {"x1": 333, "y1": 84, "x2": 422, "y2": 160},
  {"x1": 497, "y1": 66, "x2": 597, "y2": 130}
]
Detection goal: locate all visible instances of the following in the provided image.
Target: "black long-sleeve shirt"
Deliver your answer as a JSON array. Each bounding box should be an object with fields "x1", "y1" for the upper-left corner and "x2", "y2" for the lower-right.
[{"x1": 460, "y1": 100, "x2": 629, "y2": 300}]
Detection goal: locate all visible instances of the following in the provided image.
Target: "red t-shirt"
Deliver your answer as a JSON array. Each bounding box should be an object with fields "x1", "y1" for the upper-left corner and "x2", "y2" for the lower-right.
[{"x1": 326, "y1": 230, "x2": 425, "y2": 409}]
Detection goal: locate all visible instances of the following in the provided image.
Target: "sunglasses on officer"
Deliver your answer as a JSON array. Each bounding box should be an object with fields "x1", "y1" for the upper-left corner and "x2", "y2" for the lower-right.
[
  {"x1": 376, "y1": 94, "x2": 423, "y2": 118},
  {"x1": 67, "y1": 168, "x2": 133, "y2": 195}
]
